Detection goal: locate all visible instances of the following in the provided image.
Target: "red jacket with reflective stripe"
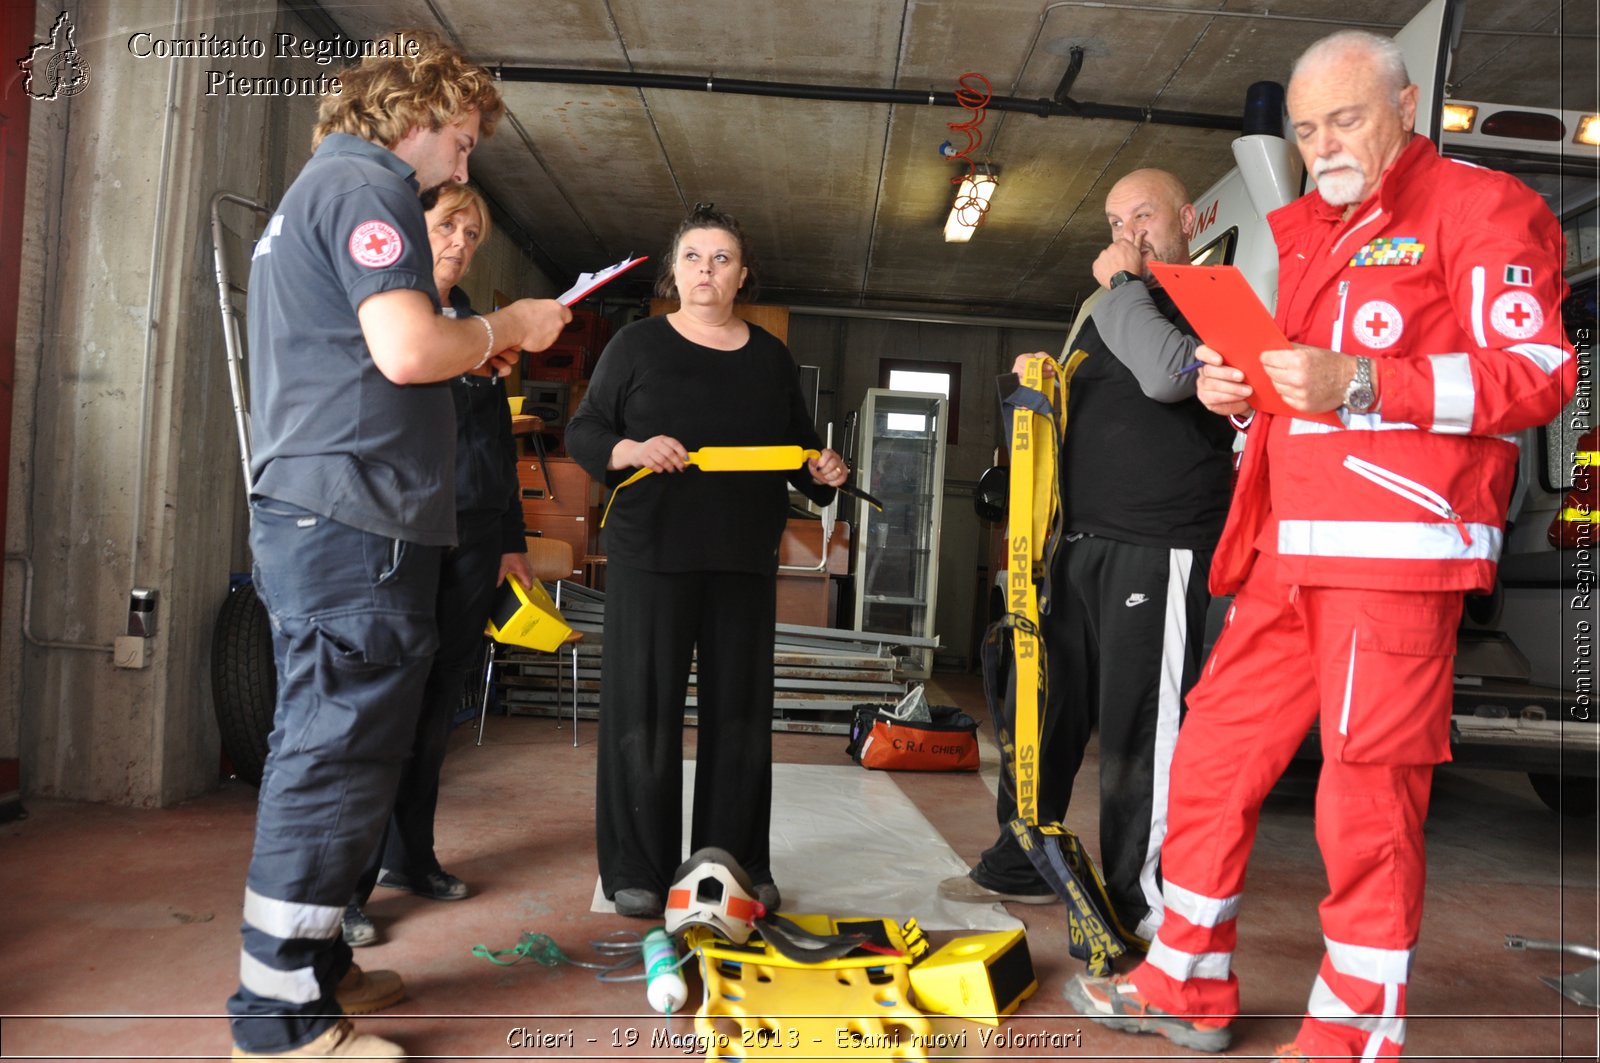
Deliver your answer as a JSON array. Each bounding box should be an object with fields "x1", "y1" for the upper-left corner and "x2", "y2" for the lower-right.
[{"x1": 1211, "y1": 135, "x2": 1576, "y2": 595}]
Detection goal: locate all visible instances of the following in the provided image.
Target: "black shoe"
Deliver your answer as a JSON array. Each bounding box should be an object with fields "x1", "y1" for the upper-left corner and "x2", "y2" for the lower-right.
[
  {"x1": 341, "y1": 902, "x2": 377, "y2": 947},
  {"x1": 613, "y1": 888, "x2": 664, "y2": 918},
  {"x1": 375, "y1": 867, "x2": 468, "y2": 901}
]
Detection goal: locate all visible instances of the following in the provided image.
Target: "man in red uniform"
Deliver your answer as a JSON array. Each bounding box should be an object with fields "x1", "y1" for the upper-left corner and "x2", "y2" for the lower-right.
[{"x1": 1064, "y1": 29, "x2": 1576, "y2": 1063}]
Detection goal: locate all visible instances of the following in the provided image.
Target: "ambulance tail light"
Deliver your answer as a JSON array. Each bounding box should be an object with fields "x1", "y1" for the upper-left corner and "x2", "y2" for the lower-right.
[
  {"x1": 1576, "y1": 115, "x2": 1600, "y2": 147},
  {"x1": 1480, "y1": 109, "x2": 1566, "y2": 141}
]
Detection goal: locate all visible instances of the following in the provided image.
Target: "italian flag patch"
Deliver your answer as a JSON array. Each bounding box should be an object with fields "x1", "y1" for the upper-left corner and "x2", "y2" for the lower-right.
[{"x1": 1505, "y1": 265, "x2": 1533, "y2": 286}]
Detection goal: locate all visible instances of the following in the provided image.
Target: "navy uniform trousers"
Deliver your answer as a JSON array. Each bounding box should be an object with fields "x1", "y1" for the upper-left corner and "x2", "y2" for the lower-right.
[{"x1": 227, "y1": 501, "x2": 440, "y2": 1053}]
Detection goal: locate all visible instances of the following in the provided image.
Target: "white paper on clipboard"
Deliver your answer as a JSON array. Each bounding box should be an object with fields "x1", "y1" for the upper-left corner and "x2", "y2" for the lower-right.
[{"x1": 557, "y1": 254, "x2": 649, "y2": 307}]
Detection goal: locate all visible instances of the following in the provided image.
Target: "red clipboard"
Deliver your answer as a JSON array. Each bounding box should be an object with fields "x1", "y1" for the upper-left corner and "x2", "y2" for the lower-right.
[{"x1": 1149, "y1": 262, "x2": 1342, "y2": 426}]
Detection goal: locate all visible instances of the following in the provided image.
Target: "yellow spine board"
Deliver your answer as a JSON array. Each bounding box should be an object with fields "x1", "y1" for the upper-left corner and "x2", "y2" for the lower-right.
[
  {"x1": 694, "y1": 960, "x2": 932, "y2": 1061},
  {"x1": 685, "y1": 916, "x2": 931, "y2": 1061}
]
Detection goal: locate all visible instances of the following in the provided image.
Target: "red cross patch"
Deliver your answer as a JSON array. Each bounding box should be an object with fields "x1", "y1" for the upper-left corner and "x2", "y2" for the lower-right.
[
  {"x1": 1489, "y1": 290, "x2": 1543, "y2": 340},
  {"x1": 1353, "y1": 299, "x2": 1403, "y2": 349},
  {"x1": 348, "y1": 220, "x2": 404, "y2": 268}
]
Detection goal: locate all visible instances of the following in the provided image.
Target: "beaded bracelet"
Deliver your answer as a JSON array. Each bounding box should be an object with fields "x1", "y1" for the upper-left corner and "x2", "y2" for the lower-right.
[{"x1": 474, "y1": 315, "x2": 495, "y2": 369}]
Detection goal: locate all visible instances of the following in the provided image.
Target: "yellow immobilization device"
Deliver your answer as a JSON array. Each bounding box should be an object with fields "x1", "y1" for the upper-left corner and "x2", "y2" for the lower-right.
[
  {"x1": 907, "y1": 928, "x2": 1037, "y2": 1025},
  {"x1": 682, "y1": 914, "x2": 932, "y2": 1061},
  {"x1": 484, "y1": 574, "x2": 573, "y2": 652}
]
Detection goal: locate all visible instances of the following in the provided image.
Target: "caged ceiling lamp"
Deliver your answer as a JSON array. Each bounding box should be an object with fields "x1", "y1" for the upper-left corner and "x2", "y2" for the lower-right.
[{"x1": 943, "y1": 166, "x2": 997, "y2": 243}]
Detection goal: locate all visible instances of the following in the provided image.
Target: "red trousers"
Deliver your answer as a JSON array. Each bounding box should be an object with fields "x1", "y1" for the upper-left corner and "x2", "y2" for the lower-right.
[{"x1": 1128, "y1": 553, "x2": 1463, "y2": 1061}]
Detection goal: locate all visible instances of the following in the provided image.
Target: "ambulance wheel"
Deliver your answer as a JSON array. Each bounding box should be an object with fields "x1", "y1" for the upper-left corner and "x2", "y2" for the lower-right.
[
  {"x1": 212, "y1": 582, "x2": 276, "y2": 786},
  {"x1": 1528, "y1": 772, "x2": 1598, "y2": 818}
]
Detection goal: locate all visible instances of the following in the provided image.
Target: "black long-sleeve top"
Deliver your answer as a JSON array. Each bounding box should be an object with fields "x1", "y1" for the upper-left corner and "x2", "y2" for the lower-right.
[
  {"x1": 566, "y1": 315, "x2": 835, "y2": 574},
  {"x1": 445, "y1": 288, "x2": 526, "y2": 553},
  {"x1": 1061, "y1": 282, "x2": 1234, "y2": 549}
]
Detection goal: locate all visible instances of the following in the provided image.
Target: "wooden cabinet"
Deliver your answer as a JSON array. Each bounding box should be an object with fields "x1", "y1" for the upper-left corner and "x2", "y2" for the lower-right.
[
  {"x1": 518, "y1": 457, "x2": 598, "y2": 578},
  {"x1": 775, "y1": 518, "x2": 852, "y2": 628}
]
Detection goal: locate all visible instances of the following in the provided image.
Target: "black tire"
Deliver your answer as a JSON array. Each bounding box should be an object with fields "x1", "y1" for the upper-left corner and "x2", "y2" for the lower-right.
[
  {"x1": 1528, "y1": 772, "x2": 1599, "y2": 818},
  {"x1": 211, "y1": 582, "x2": 276, "y2": 786}
]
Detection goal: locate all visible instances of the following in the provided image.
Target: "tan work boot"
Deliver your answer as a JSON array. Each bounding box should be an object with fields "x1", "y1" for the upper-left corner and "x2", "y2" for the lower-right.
[
  {"x1": 232, "y1": 1018, "x2": 403, "y2": 1058},
  {"x1": 335, "y1": 965, "x2": 405, "y2": 1014}
]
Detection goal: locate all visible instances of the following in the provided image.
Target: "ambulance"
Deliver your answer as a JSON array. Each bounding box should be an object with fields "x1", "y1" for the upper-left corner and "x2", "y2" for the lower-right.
[{"x1": 984, "y1": 0, "x2": 1596, "y2": 812}]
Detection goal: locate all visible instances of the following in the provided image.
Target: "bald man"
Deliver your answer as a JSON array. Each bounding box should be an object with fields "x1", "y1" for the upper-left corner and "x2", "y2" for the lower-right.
[
  {"x1": 941, "y1": 169, "x2": 1235, "y2": 950},
  {"x1": 1066, "y1": 31, "x2": 1575, "y2": 1063}
]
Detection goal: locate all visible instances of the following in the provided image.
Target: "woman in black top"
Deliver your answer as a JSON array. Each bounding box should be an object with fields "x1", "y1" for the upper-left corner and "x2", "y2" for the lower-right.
[{"x1": 567, "y1": 205, "x2": 848, "y2": 917}]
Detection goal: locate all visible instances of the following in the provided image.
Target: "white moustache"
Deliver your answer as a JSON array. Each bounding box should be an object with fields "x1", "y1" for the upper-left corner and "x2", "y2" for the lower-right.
[
  {"x1": 1314, "y1": 154, "x2": 1365, "y2": 180},
  {"x1": 1313, "y1": 153, "x2": 1369, "y2": 206}
]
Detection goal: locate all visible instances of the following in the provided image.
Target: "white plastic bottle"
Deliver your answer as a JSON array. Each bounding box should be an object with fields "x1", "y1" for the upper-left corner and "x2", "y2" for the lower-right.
[{"x1": 642, "y1": 927, "x2": 688, "y2": 1014}]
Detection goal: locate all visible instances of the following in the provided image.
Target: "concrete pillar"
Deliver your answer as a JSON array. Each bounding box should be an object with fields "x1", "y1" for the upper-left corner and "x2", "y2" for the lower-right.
[
  {"x1": 2, "y1": 0, "x2": 560, "y2": 806},
  {"x1": 4, "y1": 0, "x2": 306, "y2": 805}
]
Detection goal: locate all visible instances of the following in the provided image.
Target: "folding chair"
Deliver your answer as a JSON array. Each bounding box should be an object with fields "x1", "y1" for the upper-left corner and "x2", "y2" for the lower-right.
[{"x1": 477, "y1": 538, "x2": 584, "y2": 746}]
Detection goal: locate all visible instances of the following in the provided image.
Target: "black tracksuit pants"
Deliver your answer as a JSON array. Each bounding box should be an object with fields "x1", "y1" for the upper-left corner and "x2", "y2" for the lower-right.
[
  {"x1": 596, "y1": 562, "x2": 778, "y2": 897},
  {"x1": 976, "y1": 533, "x2": 1213, "y2": 939}
]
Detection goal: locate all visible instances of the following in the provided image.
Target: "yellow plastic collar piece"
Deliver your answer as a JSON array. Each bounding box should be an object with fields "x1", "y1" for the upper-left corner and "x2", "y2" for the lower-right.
[{"x1": 692, "y1": 445, "x2": 816, "y2": 472}]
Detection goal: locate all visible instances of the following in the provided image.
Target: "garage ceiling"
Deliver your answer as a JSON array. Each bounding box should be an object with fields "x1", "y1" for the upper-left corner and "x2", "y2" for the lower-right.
[{"x1": 319, "y1": 0, "x2": 1597, "y2": 322}]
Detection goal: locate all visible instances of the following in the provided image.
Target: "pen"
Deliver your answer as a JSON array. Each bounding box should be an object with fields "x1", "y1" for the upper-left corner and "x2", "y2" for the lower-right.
[{"x1": 1170, "y1": 359, "x2": 1205, "y2": 378}]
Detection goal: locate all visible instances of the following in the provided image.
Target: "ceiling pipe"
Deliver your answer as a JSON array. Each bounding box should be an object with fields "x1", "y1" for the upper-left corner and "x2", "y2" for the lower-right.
[
  {"x1": 493, "y1": 66, "x2": 1243, "y2": 132},
  {"x1": 1037, "y1": 0, "x2": 1574, "y2": 39}
]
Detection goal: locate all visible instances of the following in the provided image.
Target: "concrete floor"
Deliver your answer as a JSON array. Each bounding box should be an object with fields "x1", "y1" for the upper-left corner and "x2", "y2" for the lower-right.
[{"x1": 1, "y1": 673, "x2": 1596, "y2": 1061}]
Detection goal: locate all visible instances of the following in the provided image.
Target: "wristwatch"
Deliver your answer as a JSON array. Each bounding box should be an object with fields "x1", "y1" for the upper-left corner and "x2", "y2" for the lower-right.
[
  {"x1": 1344, "y1": 355, "x2": 1378, "y2": 413},
  {"x1": 1109, "y1": 270, "x2": 1140, "y2": 290}
]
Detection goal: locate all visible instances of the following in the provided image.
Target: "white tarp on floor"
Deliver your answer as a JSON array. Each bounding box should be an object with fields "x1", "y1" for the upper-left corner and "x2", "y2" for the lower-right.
[{"x1": 592, "y1": 761, "x2": 1021, "y2": 932}]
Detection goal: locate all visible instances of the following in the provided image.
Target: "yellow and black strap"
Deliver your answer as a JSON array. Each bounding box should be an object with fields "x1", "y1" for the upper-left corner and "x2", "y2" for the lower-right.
[{"x1": 997, "y1": 350, "x2": 1135, "y2": 974}]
